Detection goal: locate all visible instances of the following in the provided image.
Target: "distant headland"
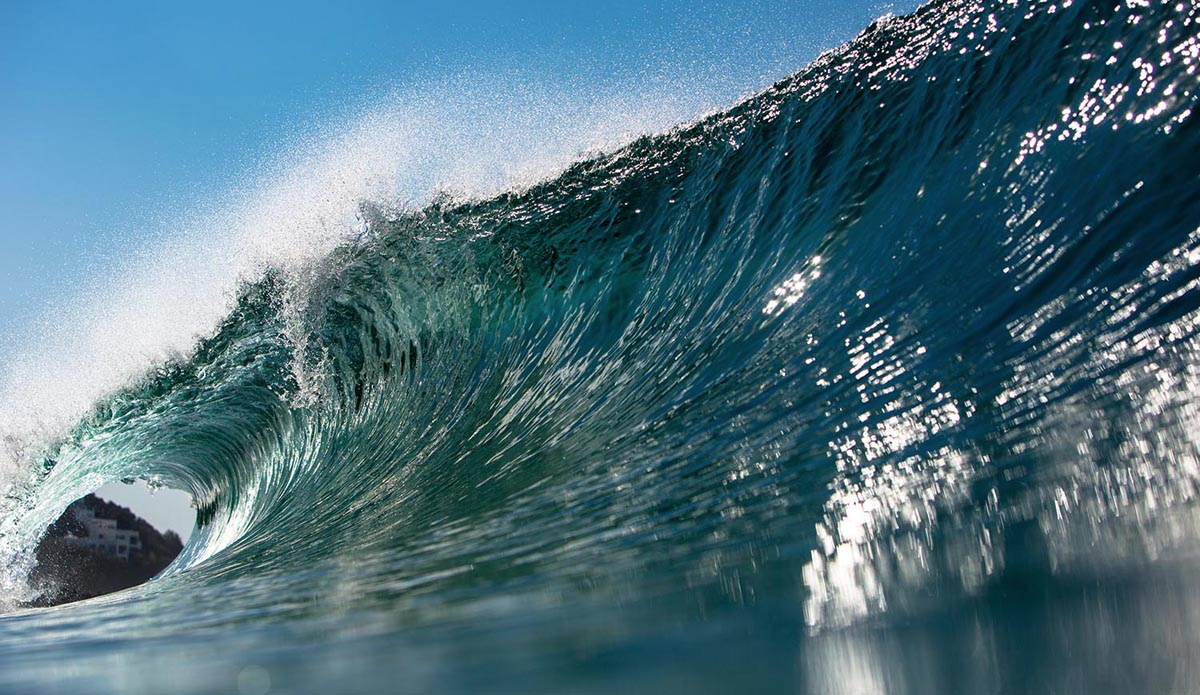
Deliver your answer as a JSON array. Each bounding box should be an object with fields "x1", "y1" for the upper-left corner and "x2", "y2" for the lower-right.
[{"x1": 25, "y1": 495, "x2": 185, "y2": 607}]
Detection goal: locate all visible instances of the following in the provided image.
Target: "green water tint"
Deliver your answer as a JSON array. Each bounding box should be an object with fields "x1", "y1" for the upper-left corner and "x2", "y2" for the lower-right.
[{"x1": 2, "y1": 0, "x2": 1200, "y2": 692}]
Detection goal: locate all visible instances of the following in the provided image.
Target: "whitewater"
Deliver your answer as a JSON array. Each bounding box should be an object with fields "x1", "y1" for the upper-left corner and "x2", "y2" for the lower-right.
[{"x1": 2, "y1": 0, "x2": 1199, "y2": 692}]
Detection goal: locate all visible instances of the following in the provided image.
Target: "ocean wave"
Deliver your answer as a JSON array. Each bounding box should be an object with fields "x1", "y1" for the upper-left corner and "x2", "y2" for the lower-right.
[{"x1": 2, "y1": 0, "x2": 1199, "y2": 692}]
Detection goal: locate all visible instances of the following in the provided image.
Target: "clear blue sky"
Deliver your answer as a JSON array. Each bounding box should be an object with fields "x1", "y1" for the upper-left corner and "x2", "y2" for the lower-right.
[{"x1": 2, "y1": 0, "x2": 915, "y2": 537}]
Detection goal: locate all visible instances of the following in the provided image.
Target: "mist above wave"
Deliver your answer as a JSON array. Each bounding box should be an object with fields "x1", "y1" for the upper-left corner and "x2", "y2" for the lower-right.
[{"x1": 0, "y1": 73, "x2": 737, "y2": 488}]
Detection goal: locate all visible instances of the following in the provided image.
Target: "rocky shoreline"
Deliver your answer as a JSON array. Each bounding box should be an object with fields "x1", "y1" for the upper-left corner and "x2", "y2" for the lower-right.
[{"x1": 25, "y1": 495, "x2": 185, "y2": 607}]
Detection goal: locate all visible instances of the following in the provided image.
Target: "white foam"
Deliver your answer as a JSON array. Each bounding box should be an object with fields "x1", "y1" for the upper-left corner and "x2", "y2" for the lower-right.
[{"x1": 0, "y1": 72, "x2": 727, "y2": 490}]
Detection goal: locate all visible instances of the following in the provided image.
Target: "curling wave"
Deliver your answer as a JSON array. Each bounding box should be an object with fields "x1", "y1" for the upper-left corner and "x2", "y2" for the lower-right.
[{"x1": 2, "y1": 0, "x2": 1200, "y2": 692}]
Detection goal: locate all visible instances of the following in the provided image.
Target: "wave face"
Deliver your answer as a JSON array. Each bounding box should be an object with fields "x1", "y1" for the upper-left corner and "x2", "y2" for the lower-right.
[{"x1": 2, "y1": 0, "x2": 1200, "y2": 692}]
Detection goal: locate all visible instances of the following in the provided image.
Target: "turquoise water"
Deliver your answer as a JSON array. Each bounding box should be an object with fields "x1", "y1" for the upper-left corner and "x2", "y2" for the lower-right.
[{"x1": 2, "y1": 0, "x2": 1200, "y2": 692}]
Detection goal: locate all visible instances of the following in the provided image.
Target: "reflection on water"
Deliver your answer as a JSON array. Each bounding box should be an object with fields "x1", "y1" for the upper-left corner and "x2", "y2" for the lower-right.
[
  {"x1": 0, "y1": 0, "x2": 1198, "y2": 692},
  {"x1": 803, "y1": 554, "x2": 1200, "y2": 695}
]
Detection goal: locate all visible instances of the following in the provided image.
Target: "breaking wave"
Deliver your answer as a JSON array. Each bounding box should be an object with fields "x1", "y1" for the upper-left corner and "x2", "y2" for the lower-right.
[{"x1": 2, "y1": 0, "x2": 1199, "y2": 692}]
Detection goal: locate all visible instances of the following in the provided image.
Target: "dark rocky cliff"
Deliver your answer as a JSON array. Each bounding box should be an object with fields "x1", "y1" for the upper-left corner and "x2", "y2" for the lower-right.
[{"x1": 26, "y1": 494, "x2": 185, "y2": 607}]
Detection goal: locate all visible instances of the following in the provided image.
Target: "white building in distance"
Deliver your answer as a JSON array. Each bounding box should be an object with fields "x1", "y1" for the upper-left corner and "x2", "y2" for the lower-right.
[{"x1": 68, "y1": 506, "x2": 142, "y2": 561}]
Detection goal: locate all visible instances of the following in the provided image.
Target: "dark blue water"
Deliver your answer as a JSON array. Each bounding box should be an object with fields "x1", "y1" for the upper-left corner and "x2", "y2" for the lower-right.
[{"x1": 2, "y1": 0, "x2": 1199, "y2": 692}]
